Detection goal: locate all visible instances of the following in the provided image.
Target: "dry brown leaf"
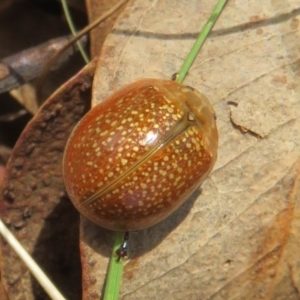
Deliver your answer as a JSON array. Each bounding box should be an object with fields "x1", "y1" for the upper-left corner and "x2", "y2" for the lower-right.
[
  {"x1": 80, "y1": 0, "x2": 300, "y2": 299},
  {"x1": 0, "y1": 59, "x2": 97, "y2": 300}
]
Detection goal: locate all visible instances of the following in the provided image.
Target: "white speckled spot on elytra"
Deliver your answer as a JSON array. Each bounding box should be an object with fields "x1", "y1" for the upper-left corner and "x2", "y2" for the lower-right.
[
  {"x1": 100, "y1": 130, "x2": 108, "y2": 136},
  {"x1": 121, "y1": 159, "x2": 128, "y2": 165}
]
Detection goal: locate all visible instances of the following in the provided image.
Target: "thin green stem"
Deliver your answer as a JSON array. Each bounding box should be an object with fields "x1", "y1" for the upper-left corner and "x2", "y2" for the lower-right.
[
  {"x1": 176, "y1": 0, "x2": 228, "y2": 83},
  {"x1": 102, "y1": 1, "x2": 227, "y2": 299},
  {"x1": 103, "y1": 231, "x2": 125, "y2": 300},
  {"x1": 61, "y1": 0, "x2": 90, "y2": 63}
]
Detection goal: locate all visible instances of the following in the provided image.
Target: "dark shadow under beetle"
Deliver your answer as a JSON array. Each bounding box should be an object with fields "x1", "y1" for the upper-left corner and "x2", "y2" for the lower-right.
[{"x1": 81, "y1": 187, "x2": 202, "y2": 259}]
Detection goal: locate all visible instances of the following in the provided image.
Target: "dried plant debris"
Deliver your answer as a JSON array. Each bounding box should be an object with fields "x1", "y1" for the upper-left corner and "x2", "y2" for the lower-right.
[
  {"x1": 0, "y1": 35, "x2": 87, "y2": 94},
  {"x1": 0, "y1": 58, "x2": 97, "y2": 300}
]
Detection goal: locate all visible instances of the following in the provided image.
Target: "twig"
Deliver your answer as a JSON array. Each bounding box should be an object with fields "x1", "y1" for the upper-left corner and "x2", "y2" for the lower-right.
[
  {"x1": 0, "y1": 35, "x2": 87, "y2": 94},
  {"x1": 0, "y1": 220, "x2": 66, "y2": 300}
]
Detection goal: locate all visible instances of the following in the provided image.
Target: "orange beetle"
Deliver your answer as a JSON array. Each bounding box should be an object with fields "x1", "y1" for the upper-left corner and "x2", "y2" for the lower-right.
[{"x1": 62, "y1": 79, "x2": 218, "y2": 231}]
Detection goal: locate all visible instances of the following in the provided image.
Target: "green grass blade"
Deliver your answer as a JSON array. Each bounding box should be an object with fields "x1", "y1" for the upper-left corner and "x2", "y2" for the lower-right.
[
  {"x1": 102, "y1": 1, "x2": 228, "y2": 299},
  {"x1": 61, "y1": 0, "x2": 90, "y2": 63},
  {"x1": 103, "y1": 231, "x2": 125, "y2": 300},
  {"x1": 176, "y1": 0, "x2": 228, "y2": 83}
]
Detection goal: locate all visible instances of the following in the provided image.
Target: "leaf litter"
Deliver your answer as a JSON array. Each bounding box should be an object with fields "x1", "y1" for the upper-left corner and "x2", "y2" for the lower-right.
[{"x1": 1, "y1": 0, "x2": 300, "y2": 299}]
